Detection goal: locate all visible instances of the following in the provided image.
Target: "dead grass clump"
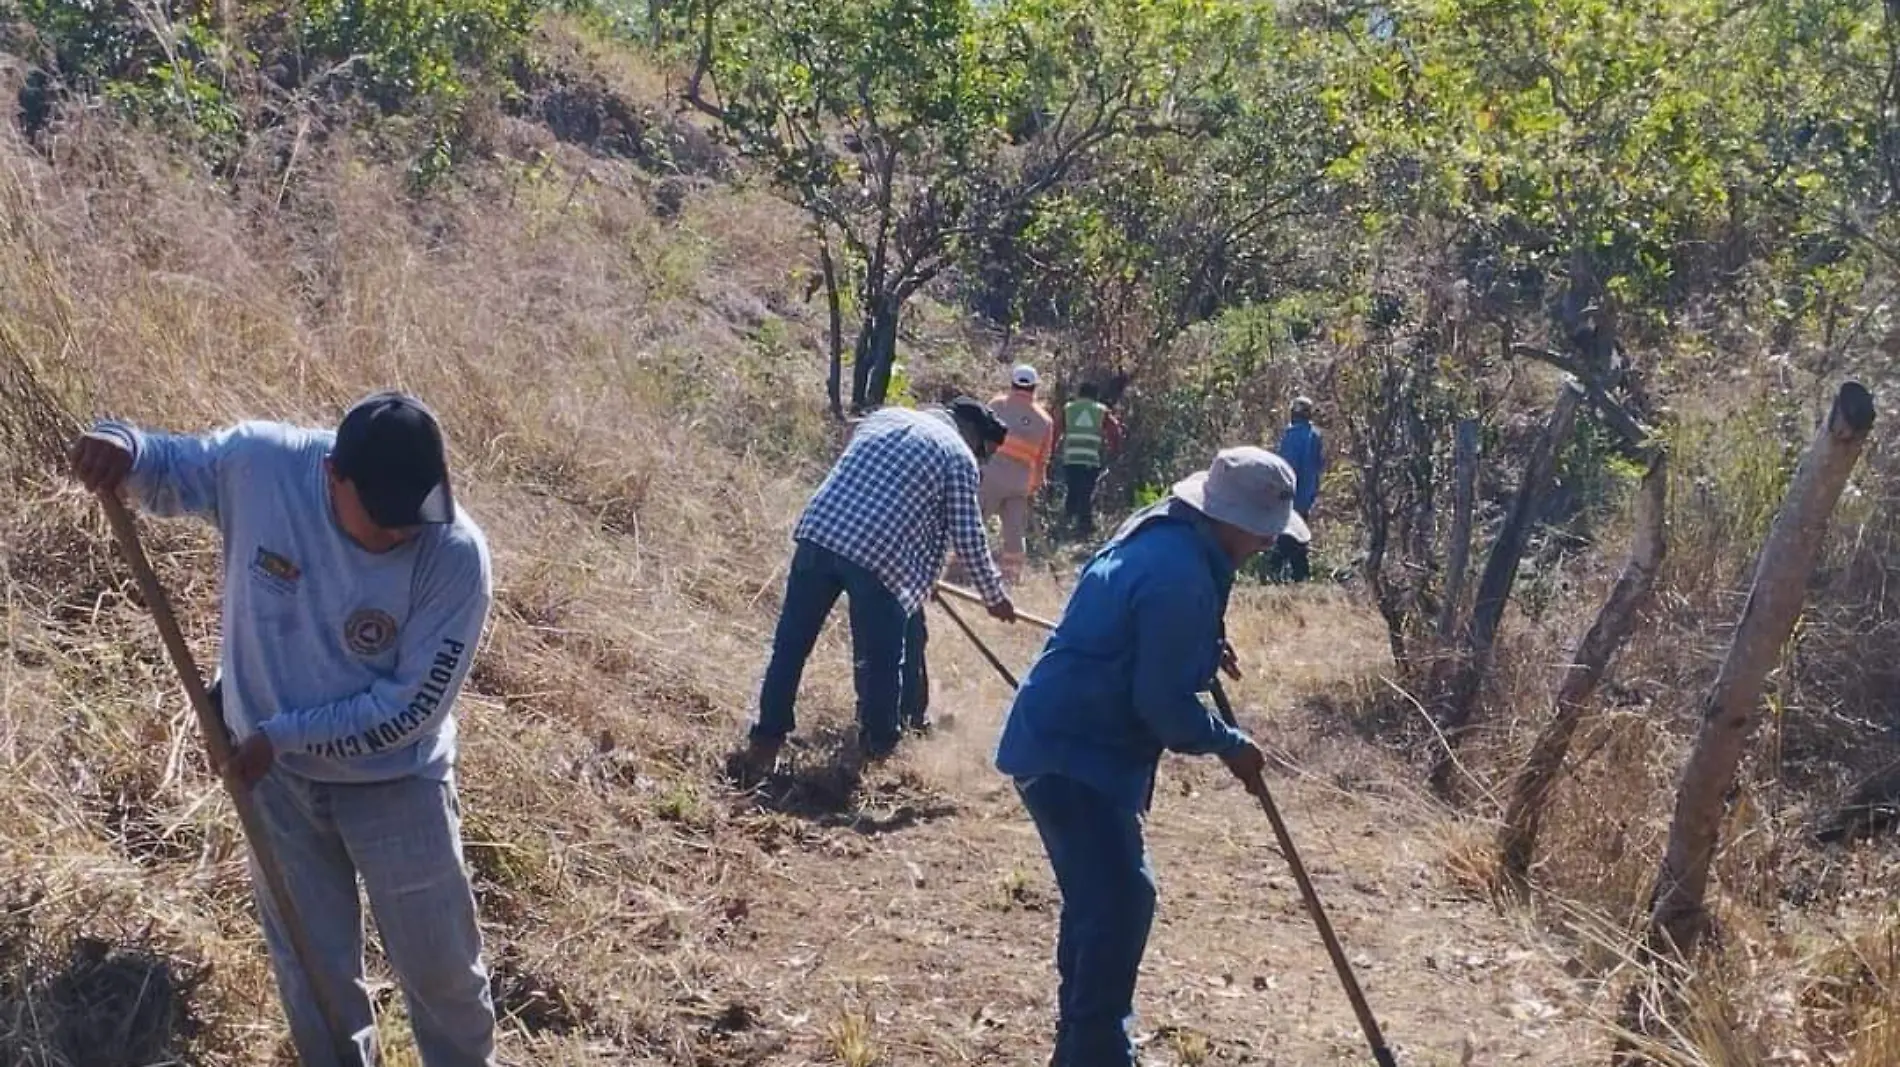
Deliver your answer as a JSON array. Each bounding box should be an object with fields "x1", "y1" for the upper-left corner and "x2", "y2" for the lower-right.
[
  {"x1": 826, "y1": 1007, "x2": 878, "y2": 1067},
  {"x1": 0, "y1": 341, "x2": 82, "y2": 488},
  {"x1": 83, "y1": 761, "x2": 209, "y2": 868},
  {"x1": 1798, "y1": 921, "x2": 1900, "y2": 1066},
  {"x1": 488, "y1": 950, "x2": 599, "y2": 1038},
  {"x1": 1437, "y1": 822, "x2": 1508, "y2": 903},
  {"x1": 1528, "y1": 710, "x2": 1680, "y2": 914},
  {"x1": 462, "y1": 807, "x2": 555, "y2": 922},
  {"x1": 1158, "y1": 1024, "x2": 1215, "y2": 1065},
  {"x1": 0, "y1": 930, "x2": 212, "y2": 1067}
]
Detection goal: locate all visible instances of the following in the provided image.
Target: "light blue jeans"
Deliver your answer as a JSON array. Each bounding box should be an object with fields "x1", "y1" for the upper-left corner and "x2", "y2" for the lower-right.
[{"x1": 248, "y1": 769, "x2": 497, "y2": 1067}]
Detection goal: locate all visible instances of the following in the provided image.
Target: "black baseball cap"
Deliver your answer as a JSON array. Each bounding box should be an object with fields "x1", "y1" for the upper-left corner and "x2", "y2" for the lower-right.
[
  {"x1": 330, "y1": 392, "x2": 455, "y2": 528},
  {"x1": 948, "y1": 396, "x2": 1009, "y2": 446}
]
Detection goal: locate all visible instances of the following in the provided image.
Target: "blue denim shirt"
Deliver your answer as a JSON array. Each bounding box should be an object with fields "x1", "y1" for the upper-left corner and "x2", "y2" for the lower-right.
[
  {"x1": 995, "y1": 500, "x2": 1249, "y2": 812},
  {"x1": 1277, "y1": 419, "x2": 1324, "y2": 513}
]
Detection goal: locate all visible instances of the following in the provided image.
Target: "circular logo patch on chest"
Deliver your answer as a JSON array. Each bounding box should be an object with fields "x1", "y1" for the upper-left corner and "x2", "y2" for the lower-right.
[{"x1": 344, "y1": 608, "x2": 400, "y2": 657}]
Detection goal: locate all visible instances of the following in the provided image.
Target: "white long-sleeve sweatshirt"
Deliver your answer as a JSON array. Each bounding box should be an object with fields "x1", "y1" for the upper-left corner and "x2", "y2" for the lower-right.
[{"x1": 94, "y1": 419, "x2": 491, "y2": 783}]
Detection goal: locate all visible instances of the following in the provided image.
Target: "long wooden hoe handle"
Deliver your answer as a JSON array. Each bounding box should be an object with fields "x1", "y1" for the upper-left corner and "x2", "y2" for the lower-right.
[
  {"x1": 97, "y1": 491, "x2": 363, "y2": 1066},
  {"x1": 932, "y1": 581, "x2": 1060, "y2": 631},
  {"x1": 1210, "y1": 679, "x2": 1398, "y2": 1067},
  {"x1": 930, "y1": 591, "x2": 1019, "y2": 689}
]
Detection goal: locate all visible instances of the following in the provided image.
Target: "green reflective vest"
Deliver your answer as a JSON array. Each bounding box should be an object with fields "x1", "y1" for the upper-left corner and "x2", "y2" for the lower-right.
[{"x1": 1062, "y1": 399, "x2": 1108, "y2": 467}]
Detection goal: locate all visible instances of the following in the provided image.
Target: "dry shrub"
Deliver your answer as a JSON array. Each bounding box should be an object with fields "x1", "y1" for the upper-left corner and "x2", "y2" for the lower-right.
[
  {"x1": 1800, "y1": 920, "x2": 1900, "y2": 1067},
  {"x1": 1423, "y1": 373, "x2": 1900, "y2": 1065}
]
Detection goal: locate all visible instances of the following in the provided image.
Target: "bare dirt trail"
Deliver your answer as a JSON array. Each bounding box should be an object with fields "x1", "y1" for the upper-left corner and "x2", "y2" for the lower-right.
[{"x1": 685, "y1": 584, "x2": 1604, "y2": 1067}]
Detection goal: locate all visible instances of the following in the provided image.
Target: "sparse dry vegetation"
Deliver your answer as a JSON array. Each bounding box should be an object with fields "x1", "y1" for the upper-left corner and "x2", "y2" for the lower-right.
[{"x1": 4, "y1": 0, "x2": 1900, "y2": 1064}]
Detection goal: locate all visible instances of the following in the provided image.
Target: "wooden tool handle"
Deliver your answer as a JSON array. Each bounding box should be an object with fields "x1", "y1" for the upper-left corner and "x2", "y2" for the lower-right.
[
  {"x1": 97, "y1": 491, "x2": 365, "y2": 1065},
  {"x1": 932, "y1": 581, "x2": 1059, "y2": 631}
]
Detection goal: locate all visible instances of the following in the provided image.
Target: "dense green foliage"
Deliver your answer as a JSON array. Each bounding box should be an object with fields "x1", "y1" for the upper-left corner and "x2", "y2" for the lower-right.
[
  {"x1": 15, "y1": 0, "x2": 1891, "y2": 386},
  {"x1": 675, "y1": 0, "x2": 1265, "y2": 412}
]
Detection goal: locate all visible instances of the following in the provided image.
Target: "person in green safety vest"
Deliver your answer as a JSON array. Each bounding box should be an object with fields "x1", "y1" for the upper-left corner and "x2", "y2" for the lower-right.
[{"x1": 1055, "y1": 382, "x2": 1124, "y2": 539}]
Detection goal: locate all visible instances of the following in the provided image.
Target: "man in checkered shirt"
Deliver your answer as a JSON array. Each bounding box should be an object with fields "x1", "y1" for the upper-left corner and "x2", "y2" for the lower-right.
[{"x1": 744, "y1": 398, "x2": 1018, "y2": 773}]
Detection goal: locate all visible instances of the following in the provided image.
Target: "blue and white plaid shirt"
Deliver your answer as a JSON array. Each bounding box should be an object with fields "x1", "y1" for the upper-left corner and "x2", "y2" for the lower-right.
[{"x1": 795, "y1": 407, "x2": 1008, "y2": 614}]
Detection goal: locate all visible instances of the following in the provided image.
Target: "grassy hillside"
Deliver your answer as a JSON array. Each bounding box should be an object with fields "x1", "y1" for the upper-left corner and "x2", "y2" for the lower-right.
[{"x1": 4, "y1": 10, "x2": 1900, "y2": 1067}]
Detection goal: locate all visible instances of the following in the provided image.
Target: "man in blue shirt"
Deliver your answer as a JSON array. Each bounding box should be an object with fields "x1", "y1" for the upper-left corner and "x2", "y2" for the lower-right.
[
  {"x1": 1272, "y1": 396, "x2": 1325, "y2": 582},
  {"x1": 745, "y1": 398, "x2": 1017, "y2": 775},
  {"x1": 70, "y1": 393, "x2": 498, "y2": 1067},
  {"x1": 995, "y1": 446, "x2": 1308, "y2": 1067}
]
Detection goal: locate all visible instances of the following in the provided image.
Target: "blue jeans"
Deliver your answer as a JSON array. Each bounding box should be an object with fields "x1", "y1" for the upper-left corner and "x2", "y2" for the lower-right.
[
  {"x1": 1018, "y1": 775, "x2": 1156, "y2": 1067},
  {"x1": 248, "y1": 769, "x2": 497, "y2": 1067},
  {"x1": 900, "y1": 609, "x2": 929, "y2": 729},
  {"x1": 755, "y1": 541, "x2": 909, "y2": 753}
]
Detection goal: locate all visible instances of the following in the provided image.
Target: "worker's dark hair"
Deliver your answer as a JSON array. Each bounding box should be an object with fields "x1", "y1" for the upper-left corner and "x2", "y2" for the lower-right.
[
  {"x1": 948, "y1": 396, "x2": 1009, "y2": 445},
  {"x1": 1078, "y1": 382, "x2": 1101, "y2": 400}
]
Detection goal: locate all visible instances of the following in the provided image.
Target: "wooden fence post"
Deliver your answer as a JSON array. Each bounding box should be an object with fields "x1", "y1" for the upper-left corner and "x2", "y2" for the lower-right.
[
  {"x1": 1498, "y1": 451, "x2": 1667, "y2": 890},
  {"x1": 1617, "y1": 382, "x2": 1875, "y2": 1059},
  {"x1": 1431, "y1": 378, "x2": 1584, "y2": 795}
]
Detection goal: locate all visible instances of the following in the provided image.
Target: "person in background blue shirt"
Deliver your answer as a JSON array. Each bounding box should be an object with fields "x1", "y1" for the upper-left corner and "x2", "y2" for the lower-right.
[
  {"x1": 995, "y1": 446, "x2": 1309, "y2": 1067},
  {"x1": 1271, "y1": 395, "x2": 1325, "y2": 582},
  {"x1": 71, "y1": 393, "x2": 498, "y2": 1067}
]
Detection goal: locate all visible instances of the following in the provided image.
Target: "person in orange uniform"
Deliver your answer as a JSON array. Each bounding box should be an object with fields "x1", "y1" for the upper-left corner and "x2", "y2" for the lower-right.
[{"x1": 983, "y1": 364, "x2": 1056, "y2": 581}]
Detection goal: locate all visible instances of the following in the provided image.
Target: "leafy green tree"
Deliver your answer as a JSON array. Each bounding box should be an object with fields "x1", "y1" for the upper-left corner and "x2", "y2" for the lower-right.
[
  {"x1": 1313, "y1": 0, "x2": 1892, "y2": 395},
  {"x1": 682, "y1": 0, "x2": 1249, "y2": 414},
  {"x1": 993, "y1": 19, "x2": 1353, "y2": 388}
]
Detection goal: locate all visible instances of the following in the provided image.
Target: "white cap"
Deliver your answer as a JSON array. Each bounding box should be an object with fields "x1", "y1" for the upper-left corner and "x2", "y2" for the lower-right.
[{"x1": 1011, "y1": 364, "x2": 1040, "y2": 389}]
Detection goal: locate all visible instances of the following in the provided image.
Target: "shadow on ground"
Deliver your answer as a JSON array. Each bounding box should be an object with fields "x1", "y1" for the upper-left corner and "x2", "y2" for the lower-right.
[
  {"x1": 723, "y1": 727, "x2": 960, "y2": 836},
  {"x1": 0, "y1": 931, "x2": 207, "y2": 1067}
]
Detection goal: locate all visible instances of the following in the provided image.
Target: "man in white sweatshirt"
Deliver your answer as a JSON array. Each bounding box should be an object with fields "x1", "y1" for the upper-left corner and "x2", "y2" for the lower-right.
[{"x1": 71, "y1": 392, "x2": 498, "y2": 1067}]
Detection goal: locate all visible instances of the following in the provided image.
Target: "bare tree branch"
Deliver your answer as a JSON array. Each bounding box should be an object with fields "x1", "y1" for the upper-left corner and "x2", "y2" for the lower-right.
[{"x1": 1509, "y1": 342, "x2": 1655, "y2": 451}]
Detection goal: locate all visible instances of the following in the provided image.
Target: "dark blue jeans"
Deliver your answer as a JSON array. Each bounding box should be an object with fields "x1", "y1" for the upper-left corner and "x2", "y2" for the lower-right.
[
  {"x1": 1018, "y1": 774, "x2": 1156, "y2": 1067},
  {"x1": 754, "y1": 541, "x2": 909, "y2": 753},
  {"x1": 899, "y1": 609, "x2": 928, "y2": 730}
]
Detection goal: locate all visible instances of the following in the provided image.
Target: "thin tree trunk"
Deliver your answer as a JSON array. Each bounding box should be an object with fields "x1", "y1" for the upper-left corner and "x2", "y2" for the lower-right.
[
  {"x1": 1403, "y1": 363, "x2": 1439, "y2": 619},
  {"x1": 852, "y1": 294, "x2": 900, "y2": 411},
  {"x1": 1431, "y1": 378, "x2": 1584, "y2": 796},
  {"x1": 1438, "y1": 417, "x2": 1481, "y2": 642},
  {"x1": 1351, "y1": 355, "x2": 1410, "y2": 669},
  {"x1": 819, "y1": 241, "x2": 845, "y2": 420},
  {"x1": 1616, "y1": 383, "x2": 1875, "y2": 1061},
  {"x1": 848, "y1": 295, "x2": 897, "y2": 413},
  {"x1": 1498, "y1": 451, "x2": 1668, "y2": 891}
]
